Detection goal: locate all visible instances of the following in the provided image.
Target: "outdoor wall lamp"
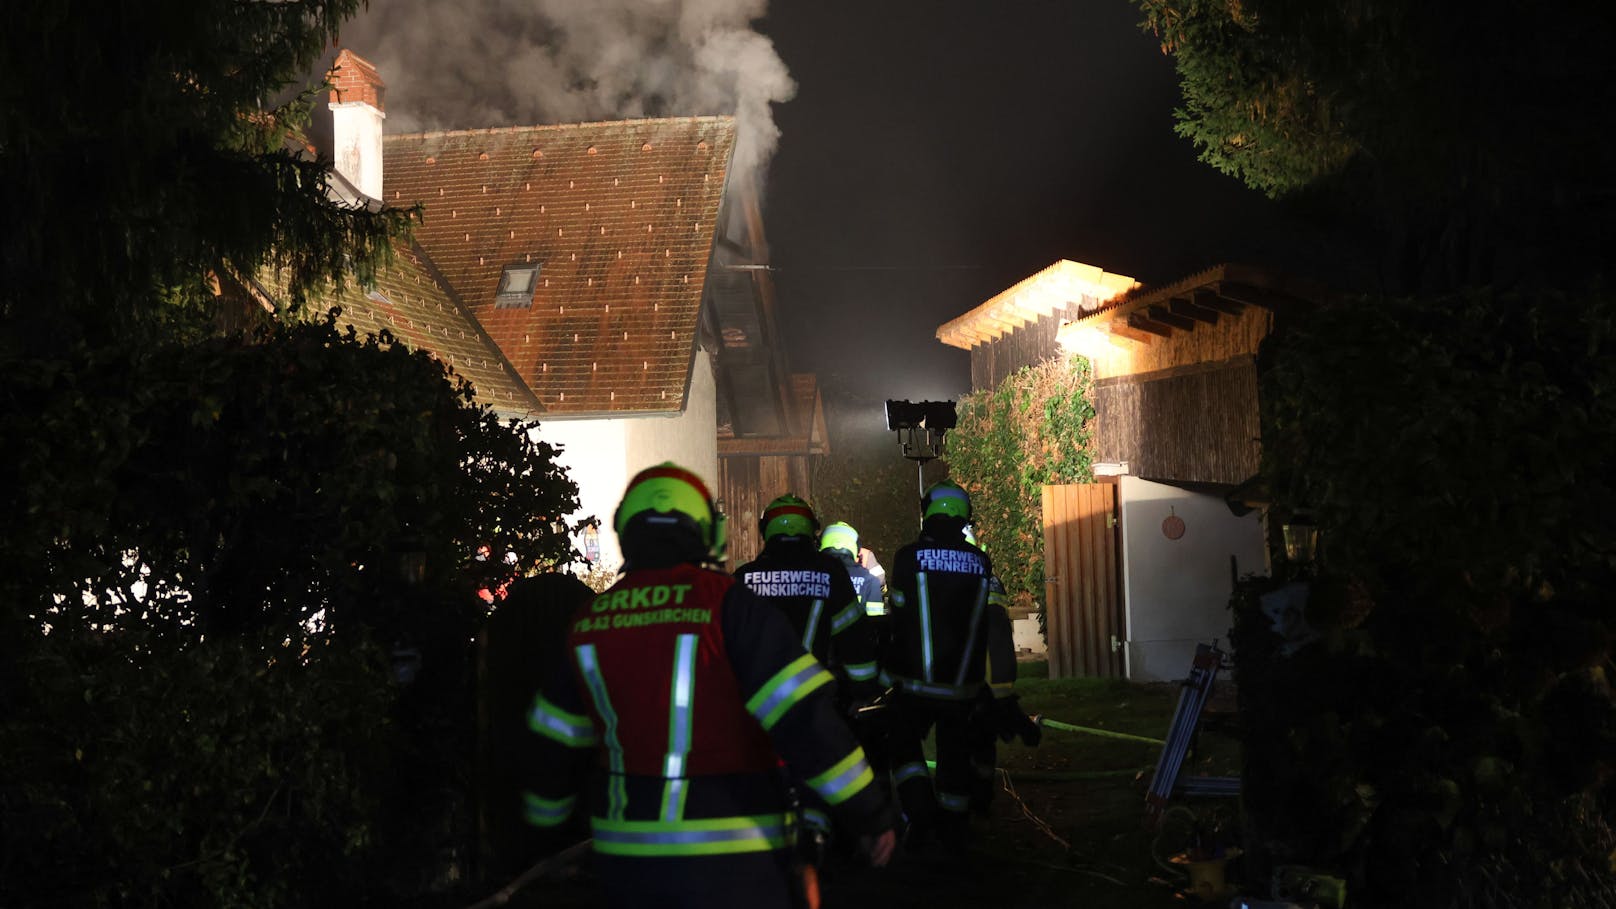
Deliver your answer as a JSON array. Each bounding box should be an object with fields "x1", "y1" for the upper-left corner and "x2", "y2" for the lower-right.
[{"x1": 1282, "y1": 518, "x2": 1319, "y2": 566}]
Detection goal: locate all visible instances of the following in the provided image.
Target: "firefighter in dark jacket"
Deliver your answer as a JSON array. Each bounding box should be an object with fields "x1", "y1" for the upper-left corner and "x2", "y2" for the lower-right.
[
  {"x1": 522, "y1": 464, "x2": 896, "y2": 909},
  {"x1": 735, "y1": 496, "x2": 881, "y2": 863},
  {"x1": 960, "y1": 525, "x2": 1040, "y2": 814},
  {"x1": 736, "y1": 497, "x2": 880, "y2": 695},
  {"x1": 818, "y1": 520, "x2": 895, "y2": 791},
  {"x1": 820, "y1": 522, "x2": 886, "y2": 620},
  {"x1": 885, "y1": 481, "x2": 1035, "y2": 849}
]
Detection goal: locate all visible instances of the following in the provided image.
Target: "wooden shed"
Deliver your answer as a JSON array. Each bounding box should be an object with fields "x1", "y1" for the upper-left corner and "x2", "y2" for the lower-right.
[{"x1": 938, "y1": 261, "x2": 1329, "y2": 680}]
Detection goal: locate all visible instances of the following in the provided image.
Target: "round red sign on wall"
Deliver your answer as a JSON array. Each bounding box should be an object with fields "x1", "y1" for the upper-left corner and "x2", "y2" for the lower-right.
[{"x1": 1162, "y1": 512, "x2": 1186, "y2": 540}]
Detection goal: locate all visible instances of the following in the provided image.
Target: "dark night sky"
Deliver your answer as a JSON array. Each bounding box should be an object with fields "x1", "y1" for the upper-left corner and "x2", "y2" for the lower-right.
[
  {"x1": 336, "y1": 0, "x2": 1346, "y2": 417},
  {"x1": 758, "y1": 0, "x2": 1334, "y2": 405}
]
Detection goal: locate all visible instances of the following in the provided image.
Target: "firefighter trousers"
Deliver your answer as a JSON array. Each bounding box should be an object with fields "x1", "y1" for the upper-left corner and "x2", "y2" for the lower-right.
[
  {"x1": 887, "y1": 694, "x2": 975, "y2": 846},
  {"x1": 597, "y1": 850, "x2": 801, "y2": 909}
]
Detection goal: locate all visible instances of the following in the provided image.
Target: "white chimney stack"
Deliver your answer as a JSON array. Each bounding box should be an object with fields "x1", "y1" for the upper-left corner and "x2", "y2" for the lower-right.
[{"x1": 327, "y1": 49, "x2": 386, "y2": 202}]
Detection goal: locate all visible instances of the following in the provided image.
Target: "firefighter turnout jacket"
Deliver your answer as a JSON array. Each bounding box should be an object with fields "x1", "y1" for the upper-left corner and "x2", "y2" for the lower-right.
[
  {"x1": 523, "y1": 562, "x2": 890, "y2": 904},
  {"x1": 828, "y1": 547, "x2": 887, "y2": 619},
  {"x1": 736, "y1": 537, "x2": 880, "y2": 695},
  {"x1": 885, "y1": 517, "x2": 998, "y2": 841},
  {"x1": 886, "y1": 520, "x2": 995, "y2": 701},
  {"x1": 984, "y1": 575, "x2": 1015, "y2": 700}
]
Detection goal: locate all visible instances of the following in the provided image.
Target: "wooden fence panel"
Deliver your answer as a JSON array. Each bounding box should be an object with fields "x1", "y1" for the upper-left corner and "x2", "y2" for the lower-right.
[{"x1": 1042, "y1": 483, "x2": 1123, "y2": 678}]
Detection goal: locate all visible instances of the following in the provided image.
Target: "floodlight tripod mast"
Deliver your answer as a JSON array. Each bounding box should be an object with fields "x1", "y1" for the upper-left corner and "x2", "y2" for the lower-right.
[{"x1": 885, "y1": 399, "x2": 958, "y2": 503}]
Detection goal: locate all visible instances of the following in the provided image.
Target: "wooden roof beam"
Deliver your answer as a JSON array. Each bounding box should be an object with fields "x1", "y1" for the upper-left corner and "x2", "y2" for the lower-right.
[
  {"x1": 981, "y1": 311, "x2": 1025, "y2": 333},
  {"x1": 1147, "y1": 305, "x2": 1197, "y2": 332},
  {"x1": 1121, "y1": 314, "x2": 1172, "y2": 339},
  {"x1": 1193, "y1": 289, "x2": 1244, "y2": 315},
  {"x1": 1101, "y1": 326, "x2": 1146, "y2": 350},
  {"x1": 1063, "y1": 297, "x2": 1107, "y2": 318},
  {"x1": 1217, "y1": 282, "x2": 1301, "y2": 311},
  {"x1": 1105, "y1": 321, "x2": 1157, "y2": 345},
  {"x1": 957, "y1": 325, "x2": 998, "y2": 346},
  {"x1": 1007, "y1": 296, "x2": 1060, "y2": 324},
  {"x1": 1169, "y1": 297, "x2": 1220, "y2": 324}
]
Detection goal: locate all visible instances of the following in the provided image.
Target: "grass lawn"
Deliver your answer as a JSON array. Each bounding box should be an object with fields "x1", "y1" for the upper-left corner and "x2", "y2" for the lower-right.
[{"x1": 821, "y1": 660, "x2": 1245, "y2": 909}]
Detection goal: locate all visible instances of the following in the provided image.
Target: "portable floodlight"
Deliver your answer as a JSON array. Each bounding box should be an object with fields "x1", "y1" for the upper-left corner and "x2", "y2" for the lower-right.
[{"x1": 885, "y1": 399, "x2": 957, "y2": 498}]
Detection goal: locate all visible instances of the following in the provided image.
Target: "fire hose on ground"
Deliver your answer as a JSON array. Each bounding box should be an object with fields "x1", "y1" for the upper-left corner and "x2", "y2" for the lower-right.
[
  {"x1": 904, "y1": 715, "x2": 1164, "y2": 781},
  {"x1": 854, "y1": 696, "x2": 1166, "y2": 776},
  {"x1": 1033, "y1": 715, "x2": 1166, "y2": 747}
]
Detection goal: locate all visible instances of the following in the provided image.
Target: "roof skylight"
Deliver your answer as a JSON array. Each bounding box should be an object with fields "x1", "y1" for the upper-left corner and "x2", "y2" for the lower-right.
[{"x1": 495, "y1": 263, "x2": 540, "y2": 308}]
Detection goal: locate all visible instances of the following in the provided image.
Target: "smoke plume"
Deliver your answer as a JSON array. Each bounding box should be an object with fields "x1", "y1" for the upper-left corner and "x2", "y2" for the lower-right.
[{"x1": 339, "y1": 0, "x2": 795, "y2": 175}]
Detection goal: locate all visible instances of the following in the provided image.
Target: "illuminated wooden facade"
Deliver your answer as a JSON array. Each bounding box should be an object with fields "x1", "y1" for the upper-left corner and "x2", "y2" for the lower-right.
[
  {"x1": 936, "y1": 260, "x2": 1139, "y2": 390},
  {"x1": 1054, "y1": 264, "x2": 1327, "y2": 485},
  {"x1": 939, "y1": 261, "x2": 1326, "y2": 486}
]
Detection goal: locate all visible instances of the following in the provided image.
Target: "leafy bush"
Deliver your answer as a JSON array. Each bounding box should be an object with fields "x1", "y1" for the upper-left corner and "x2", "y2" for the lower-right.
[
  {"x1": 2, "y1": 314, "x2": 576, "y2": 641},
  {"x1": 1235, "y1": 286, "x2": 1616, "y2": 907},
  {"x1": 0, "y1": 316, "x2": 579, "y2": 906},
  {"x1": 945, "y1": 357, "x2": 1095, "y2": 612},
  {"x1": 1, "y1": 626, "x2": 398, "y2": 908},
  {"x1": 1262, "y1": 287, "x2": 1616, "y2": 598}
]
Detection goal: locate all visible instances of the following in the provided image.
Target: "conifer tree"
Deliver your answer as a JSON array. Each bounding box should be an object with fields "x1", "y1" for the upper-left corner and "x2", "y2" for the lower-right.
[{"x1": 1, "y1": 0, "x2": 410, "y2": 349}]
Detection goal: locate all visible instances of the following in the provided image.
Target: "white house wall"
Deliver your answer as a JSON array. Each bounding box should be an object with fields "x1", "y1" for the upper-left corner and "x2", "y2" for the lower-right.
[
  {"x1": 530, "y1": 417, "x2": 629, "y2": 568},
  {"x1": 623, "y1": 351, "x2": 719, "y2": 514},
  {"x1": 523, "y1": 353, "x2": 718, "y2": 571},
  {"x1": 1118, "y1": 475, "x2": 1268, "y2": 681}
]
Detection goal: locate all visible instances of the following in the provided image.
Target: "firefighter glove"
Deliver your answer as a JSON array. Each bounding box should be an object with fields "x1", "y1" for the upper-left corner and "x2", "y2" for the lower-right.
[{"x1": 994, "y1": 695, "x2": 1042, "y2": 747}]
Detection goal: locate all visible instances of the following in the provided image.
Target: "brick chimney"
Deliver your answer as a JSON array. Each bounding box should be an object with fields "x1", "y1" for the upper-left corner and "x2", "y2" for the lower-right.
[{"x1": 328, "y1": 49, "x2": 386, "y2": 201}]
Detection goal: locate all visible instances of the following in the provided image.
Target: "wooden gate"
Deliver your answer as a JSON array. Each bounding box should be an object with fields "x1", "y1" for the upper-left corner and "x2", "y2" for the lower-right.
[{"x1": 1041, "y1": 482, "x2": 1124, "y2": 678}]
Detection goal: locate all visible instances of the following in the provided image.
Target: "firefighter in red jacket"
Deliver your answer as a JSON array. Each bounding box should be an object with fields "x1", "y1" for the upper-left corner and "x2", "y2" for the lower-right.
[
  {"x1": 522, "y1": 464, "x2": 896, "y2": 908},
  {"x1": 735, "y1": 496, "x2": 881, "y2": 865},
  {"x1": 885, "y1": 481, "x2": 1036, "y2": 850}
]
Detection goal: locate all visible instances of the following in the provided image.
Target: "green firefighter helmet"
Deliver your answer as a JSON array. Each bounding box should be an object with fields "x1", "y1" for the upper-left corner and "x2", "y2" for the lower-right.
[
  {"x1": 921, "y1": 480, "x2": 972, "y2": 520},
  {"x1": 759, "y1": 494, "x2": 818, "y2": 541},
  {"x1": 614, "y1": 462, "x2": 727, "y2": 560},
  {"x1": 819, "y1": 521, "x2": 860, "y2": 557}
]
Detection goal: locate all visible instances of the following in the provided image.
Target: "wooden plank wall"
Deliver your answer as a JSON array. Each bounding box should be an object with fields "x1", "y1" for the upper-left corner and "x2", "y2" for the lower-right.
[
  {"x1": 1041, "y1": 483, "x2": 1124, "y2": 678},
  {"x1": 969, "y1": 310, "x2": 1069, "y2": 391},
  {"x1": 717, "y1": 456, "x2": 761, "y2": 568},
  {"x1": 716, "y1": 453, "x2": 815, "y2": 568},
  {"x1": 1092, "y1": 357, "x2": 1261, "y2": 485}
]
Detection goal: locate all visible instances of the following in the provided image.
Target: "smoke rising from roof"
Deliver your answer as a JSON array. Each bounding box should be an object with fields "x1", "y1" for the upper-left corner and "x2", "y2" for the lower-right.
[{"x1": 340, "y1": 0, "x2": 795, "y2": 175}]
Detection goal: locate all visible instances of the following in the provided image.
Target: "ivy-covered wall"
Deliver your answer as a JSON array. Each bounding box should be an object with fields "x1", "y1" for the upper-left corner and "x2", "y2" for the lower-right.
[{"x1": 945, "y1": 357, "x2": 1096, "y2": 612}]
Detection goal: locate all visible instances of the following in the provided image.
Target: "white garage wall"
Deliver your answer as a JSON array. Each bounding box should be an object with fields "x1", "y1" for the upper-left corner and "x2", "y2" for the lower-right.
[{"x1": 1118, "y1": 476, "x2": 1268, "y2": 681}]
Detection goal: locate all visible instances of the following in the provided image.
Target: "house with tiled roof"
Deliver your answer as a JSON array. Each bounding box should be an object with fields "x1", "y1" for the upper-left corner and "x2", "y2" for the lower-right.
[{"x1": 308, "y1": 50, "x2": 808, "y2": 567}]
